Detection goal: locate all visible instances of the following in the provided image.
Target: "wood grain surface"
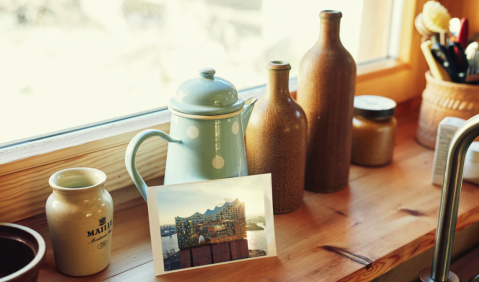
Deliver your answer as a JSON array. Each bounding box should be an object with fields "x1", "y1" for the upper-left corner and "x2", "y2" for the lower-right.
[
  {"x1": 16, "y1": 113, "x2": 479, "y2": 282},
  {"x1": 0, "y1": 123, "x2": 171, "y2": 177},
  {"x1": 0, "y1": 124, "x2": 170, "y2": 223}
]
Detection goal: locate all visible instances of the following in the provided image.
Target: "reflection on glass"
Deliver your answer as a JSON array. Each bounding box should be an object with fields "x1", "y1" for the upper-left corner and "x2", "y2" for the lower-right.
[{"x1": 0, "y1": 0, "x2": 398, "y2": 145}]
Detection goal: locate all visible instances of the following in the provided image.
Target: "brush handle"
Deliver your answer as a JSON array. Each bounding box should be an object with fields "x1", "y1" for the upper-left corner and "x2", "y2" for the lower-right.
[{"x1": 456, "y1": 18, "x2": 469, "y2": 49}]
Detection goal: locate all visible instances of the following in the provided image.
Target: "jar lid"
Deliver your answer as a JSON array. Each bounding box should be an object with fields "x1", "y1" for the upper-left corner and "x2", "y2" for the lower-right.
[
  {"x1": 354, "y1": 95, "x2": 396, "y2": 118},
  {"x1": 169, "y1": 68, "x2": 244, "y2": 116},
  {"x1": 466, "y1": 141, "x2": 479, "y2": 162}
]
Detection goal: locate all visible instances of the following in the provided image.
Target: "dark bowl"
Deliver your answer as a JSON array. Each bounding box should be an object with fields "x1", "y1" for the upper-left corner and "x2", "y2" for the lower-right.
[{"x1": 0, "y1": 223, "x2": 46, "y2": 282}]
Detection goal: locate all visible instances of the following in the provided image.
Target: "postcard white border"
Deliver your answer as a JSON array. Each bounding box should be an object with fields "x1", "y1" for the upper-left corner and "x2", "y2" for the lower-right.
[
  {"x1": 146, "y1": 185, "x2": 163, "y2": 275},
  {"x1": 146, "y1": 174, "x2": 277, "y2": 276}
]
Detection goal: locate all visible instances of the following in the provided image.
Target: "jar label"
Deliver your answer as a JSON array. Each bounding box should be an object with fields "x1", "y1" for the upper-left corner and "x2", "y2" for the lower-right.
[{"x1": 87, "y1": 217, "x2": 113, "y2": 245}]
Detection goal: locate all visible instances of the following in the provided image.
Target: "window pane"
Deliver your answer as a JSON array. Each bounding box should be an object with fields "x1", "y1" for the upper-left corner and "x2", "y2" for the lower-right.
[{"x1": 0, "y1": 0, "x2": 402, "y2": 147}]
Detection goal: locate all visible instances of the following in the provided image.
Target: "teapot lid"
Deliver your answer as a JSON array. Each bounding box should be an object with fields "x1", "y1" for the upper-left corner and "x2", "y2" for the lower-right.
[{"x1": 169, "y1": 68, "x2": 245, "y2": 116}]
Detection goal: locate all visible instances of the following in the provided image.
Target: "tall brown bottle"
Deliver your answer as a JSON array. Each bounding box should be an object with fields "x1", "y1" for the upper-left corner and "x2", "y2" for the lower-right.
[
  {"x1": 245, "y1": 61, "x2": 307, "y2": 213},
  {"x1": 297, "y1": 10, "x2": 356, "y2": 193}
]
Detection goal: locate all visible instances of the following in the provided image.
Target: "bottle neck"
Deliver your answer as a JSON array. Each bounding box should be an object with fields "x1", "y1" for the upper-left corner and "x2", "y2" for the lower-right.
[
  {"x1": 317, "y1": 17, "x2": 341, "y2": 47},
  {"x1": 265, "y1": 69, "x2": 290, "y2": 101}
]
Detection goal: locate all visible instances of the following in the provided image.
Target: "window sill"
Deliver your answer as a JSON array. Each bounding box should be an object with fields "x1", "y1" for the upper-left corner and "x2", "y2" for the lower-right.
[
  {"x1": 357, "y1": 58, "x2": 410, "y2": 83},
  {"x1": 16, "y1": 114, "x2": 479, "y2": 281},
  {"x1": 0, "y1": 57, "x2": 411, "y2": 170},
  {"x1": 0, "y1": 58, "x2": 423, "y2": 223}
]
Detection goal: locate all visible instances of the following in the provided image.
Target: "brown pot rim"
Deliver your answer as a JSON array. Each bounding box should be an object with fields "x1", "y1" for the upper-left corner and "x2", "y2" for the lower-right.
[
  {"x1": 0, "y1": 223, "x2": 46, "y2": 282},
  {"x1": 426, "y1": 71, "x2": 479, "y2": 90}
]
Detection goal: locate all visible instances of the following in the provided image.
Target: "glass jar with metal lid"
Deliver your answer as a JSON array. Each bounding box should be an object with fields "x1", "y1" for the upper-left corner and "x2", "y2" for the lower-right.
[{"x1": 351, "y1": 95, "x2": 397, "y2": 166}]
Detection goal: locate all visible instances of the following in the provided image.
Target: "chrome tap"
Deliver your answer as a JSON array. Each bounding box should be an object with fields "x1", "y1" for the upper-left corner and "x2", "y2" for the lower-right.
[{"x1": 419, "y1": 115, "x2": 479, "y2": 282}]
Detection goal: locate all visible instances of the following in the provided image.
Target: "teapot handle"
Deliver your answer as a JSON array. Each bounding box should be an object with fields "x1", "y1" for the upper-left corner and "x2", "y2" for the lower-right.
[{"x1": 125, "y1": 129, "x2": 181, "y2": 201}]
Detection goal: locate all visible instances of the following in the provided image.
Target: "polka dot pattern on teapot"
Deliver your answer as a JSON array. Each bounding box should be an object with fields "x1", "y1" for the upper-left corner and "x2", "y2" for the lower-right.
[
  {"x1": 212, "y1": 156, "x2": 225, "y2": 169},
  {"x1": 232, "y1": 122, "x2": 239, "y2": 135},
  {"x1": 187, "y1": 126, "x2": 199, "y2": 139}
]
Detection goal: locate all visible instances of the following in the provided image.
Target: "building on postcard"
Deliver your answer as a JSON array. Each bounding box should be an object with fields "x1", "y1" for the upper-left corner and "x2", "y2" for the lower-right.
[
  {"x1": 212, "y1": 242, "x2": 230, "y2": 263},
  {"x1": 175, "y1": 198, "x2": 247, "y2": 250},
  {"x1": 230, "y1": 239, "x2": 249, "y2": 260},
  {"x1": 173, "y1": 198, "x2": 250, "y2": 267},
  {"x1": 179, "y1": 250, "x2": 191, "y2": 268},
  {"x1": 191, "y1": 245, "x2": 212, "y2": 266}
]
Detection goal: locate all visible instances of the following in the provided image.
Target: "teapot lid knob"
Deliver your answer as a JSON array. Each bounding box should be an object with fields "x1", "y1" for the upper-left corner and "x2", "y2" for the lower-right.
[
  {"x1": 198, "y1": 68, "x2": 215, "y2": 79},
  {"x1": 170, "y1": 68, "x2": 244, "y2": 115}
]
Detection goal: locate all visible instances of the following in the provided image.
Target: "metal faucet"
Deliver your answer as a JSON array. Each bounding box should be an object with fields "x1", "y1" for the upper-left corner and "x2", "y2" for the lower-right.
[{"x1": 419, "y1": 115, "x2": 479, "y2": 282}]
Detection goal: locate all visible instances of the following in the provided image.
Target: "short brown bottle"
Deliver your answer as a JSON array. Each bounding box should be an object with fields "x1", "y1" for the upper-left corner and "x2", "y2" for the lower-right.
[
  {"x1": 297, "y1": 10, "x2": 356, "y2": 193},
  {"x1": 245, "y1": 61, "x2": 307, "y2": 213}
]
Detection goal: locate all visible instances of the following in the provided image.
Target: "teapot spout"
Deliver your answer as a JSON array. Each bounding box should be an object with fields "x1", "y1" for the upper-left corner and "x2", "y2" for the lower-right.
[{"x1": 241, "y1": 97, "x2": 257, "y2": 132}]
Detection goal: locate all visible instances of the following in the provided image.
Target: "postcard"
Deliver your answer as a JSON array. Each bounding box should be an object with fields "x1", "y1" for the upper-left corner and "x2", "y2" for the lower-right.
[{"x1": 146, "y1": 174, "x2": 277, "y2": 275}]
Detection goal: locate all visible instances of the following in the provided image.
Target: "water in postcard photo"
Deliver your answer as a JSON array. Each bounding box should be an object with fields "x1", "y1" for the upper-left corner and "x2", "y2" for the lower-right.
[{"x1": 147, "y1": 174, "x2": 276, "y2": 275}]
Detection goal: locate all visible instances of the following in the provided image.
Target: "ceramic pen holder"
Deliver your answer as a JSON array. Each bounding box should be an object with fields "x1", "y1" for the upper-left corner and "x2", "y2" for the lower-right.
[
  {"x1": 46, "y1": 167, "x2": 113, "y2": 276},
  {"x1": 417, "y1": 71, "x2": 479, "y2": 149}
]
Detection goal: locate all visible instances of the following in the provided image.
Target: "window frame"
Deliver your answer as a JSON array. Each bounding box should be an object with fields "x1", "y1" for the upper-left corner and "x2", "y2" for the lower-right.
[{"x1": 0, "y1": 0, "x2": 429, "y2": 223}]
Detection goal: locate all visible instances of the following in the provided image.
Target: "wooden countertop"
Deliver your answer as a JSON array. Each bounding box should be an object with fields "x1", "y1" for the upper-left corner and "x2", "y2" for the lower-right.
[{"x1": 16, "y1": 113, "x2": 479, "y2": 282}]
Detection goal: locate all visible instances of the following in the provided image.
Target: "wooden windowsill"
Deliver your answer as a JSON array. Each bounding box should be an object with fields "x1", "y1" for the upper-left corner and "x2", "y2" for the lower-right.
[
  {"x1": 356, "y1": 59, "x2": 410, "y2": 83},
  {"x1": 0, "y1": 57, "x2": 407, "y2": 175},
  {"x1": 14, "y1": 111, "x2": 479, "y2": 281},
  {"x1": 0, "y1": 58, "x2": 426, "y2": 225},
  {"x1": 0, "y1": 0, "x2": 427, "y2": 226}
]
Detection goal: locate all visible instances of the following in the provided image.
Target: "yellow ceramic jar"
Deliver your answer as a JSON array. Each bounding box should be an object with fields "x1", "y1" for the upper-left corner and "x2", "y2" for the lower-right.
[
  {"x1": 351, "y1": 95, "x2": 397, "y2": 166},
  {"x1": 46, "y1": 167, "x2": 113, "y2": 276}
]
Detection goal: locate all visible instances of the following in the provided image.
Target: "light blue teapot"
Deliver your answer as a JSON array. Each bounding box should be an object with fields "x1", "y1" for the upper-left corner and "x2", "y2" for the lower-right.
[{"x1": 125, "y1": 68, "x2": 257, "y2": 200}]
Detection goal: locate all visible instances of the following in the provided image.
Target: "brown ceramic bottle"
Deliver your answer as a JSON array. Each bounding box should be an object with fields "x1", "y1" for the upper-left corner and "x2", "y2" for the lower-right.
[
  {"x1": 296, "y1": 10, "x2": 356, "y2": 193},
  {"x1": 245, "y1": 61, "x2": 307, "y2": 213}
]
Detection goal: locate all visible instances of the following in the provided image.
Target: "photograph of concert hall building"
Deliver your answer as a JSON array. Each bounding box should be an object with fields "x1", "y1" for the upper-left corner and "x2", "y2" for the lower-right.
[
  {"x1": 175, "y1": 198, "x2": 250, "y2": 268},
  {"x1": 156, "y1": 175, "x2": 270, "y2": 273}
]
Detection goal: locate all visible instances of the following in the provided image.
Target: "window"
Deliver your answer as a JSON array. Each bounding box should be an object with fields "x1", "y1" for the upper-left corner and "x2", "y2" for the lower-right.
[{"x1": 1, "y1": 0, "x2": 404, "y2": 147}]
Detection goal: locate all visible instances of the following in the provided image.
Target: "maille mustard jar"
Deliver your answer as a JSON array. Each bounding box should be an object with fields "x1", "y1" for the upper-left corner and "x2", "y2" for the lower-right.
[
  {"x1": 46, "y1": 167, "x2": 113, "y2": 276},
  {"x1": 351, "y1": 95, "x2": 397, "y2": 166}
]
